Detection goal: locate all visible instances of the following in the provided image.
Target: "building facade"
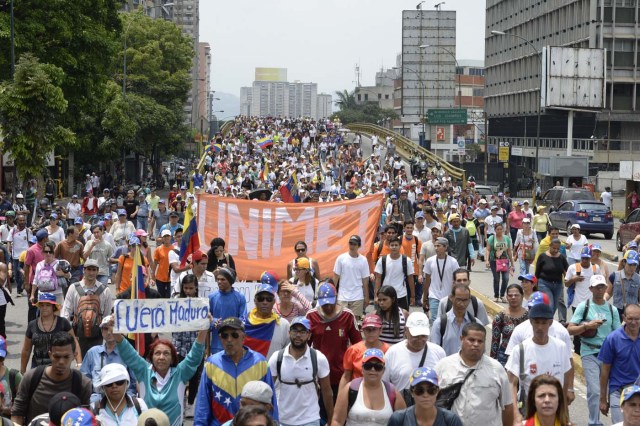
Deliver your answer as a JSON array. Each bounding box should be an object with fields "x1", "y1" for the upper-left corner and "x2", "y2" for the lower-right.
[
  {"x1": 197, "y1": 42, "x2": 211, "y2": 126},
  {"x1": 289, "y1": 82, "x2": 318, "y2": 119},
  {"x1": 398, "y1": 9, "x2": 456, "y2": 140},
  {"x1": 485, "y1": 0, "x2": 640, "y2": 174},
  {"x1": 317, "y1": 93, "x2": 333, "y2": 119},
  {"x1": 240, "y1": 87, "x2": 252, "y2": 116}
]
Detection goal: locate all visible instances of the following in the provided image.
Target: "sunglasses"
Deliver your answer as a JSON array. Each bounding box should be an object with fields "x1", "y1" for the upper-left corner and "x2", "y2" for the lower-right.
[
  {"x1": 295, "y1": 248, "x2": 306, "y2": 252},
  {"x1": 43, "y1": 251, "x2": 53, "y2": 254},
  {"x1": 412, "y1": 384, "x2": 439, "y2": 396},
  {"x1": 219, "y1": 331, "x2": 241, "y2": 340},
  {"x1": 256, "y1": 296, "x2": 274, "y2": 303},
  {"x1": 105, "y1": 379, "x2": 126, "y2": 388},
  {"x1": 362, "y1": 362, "x2": 385, "y2": 372}
]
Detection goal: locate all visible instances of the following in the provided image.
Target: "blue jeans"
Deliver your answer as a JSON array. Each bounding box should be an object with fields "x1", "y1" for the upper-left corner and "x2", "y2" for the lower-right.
[
  {"x1": 490, "y1": 260, "x2": 509, "y2": 298},
  {"x1": 12, "y1": 258, "x2": 23, "y2": 293},
  {"x1": 428, "y1": 297, "x2": 440, "y2": 323},
  {"x1": 137, "y1": 216, "x2": 148, "y2": 231},
  {"x1": 610, "y1": 389, "x2": 623, "y2": 424},
  {"x1": 97, "y1": 275, "x2": 109, "y2": 285},
  {"x1": 582, "y1": 354, "x2": 604, "y2": 426},
  {"x1": 537, "y1": 278, "x2": 563, "y2": 316},
  {"x1": 519, "y1": 259, "x2": 531, "y2": 277}
]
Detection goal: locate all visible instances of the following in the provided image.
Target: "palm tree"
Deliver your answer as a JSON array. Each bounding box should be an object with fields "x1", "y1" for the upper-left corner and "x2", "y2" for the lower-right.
[{"x1": 334, "y1": 90, "x2": 357, "y2": 110}]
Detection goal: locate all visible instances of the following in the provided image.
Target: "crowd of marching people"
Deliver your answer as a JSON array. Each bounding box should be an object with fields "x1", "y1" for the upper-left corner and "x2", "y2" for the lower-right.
[{"x1": 0, "y1": 115, "x2": 636, "y2": 426}]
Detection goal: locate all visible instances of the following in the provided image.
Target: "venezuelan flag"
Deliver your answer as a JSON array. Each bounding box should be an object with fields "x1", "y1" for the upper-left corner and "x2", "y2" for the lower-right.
[
  {"x1": 180, "y1": 198, "x2": 200, "y2": 267},
  {"x1": 212, "y1": 143, "x2": 222, "y2": 152},
  {"x1": 129, "y1": 245, "x2": 146, "y2": 356},
  {"x1": 257, "y1": 136, "x2": 273, "y2": 149},
  {"x1": 279, "y1": 172, "x2": 300, "y2": 203},
  {"x1": 244, "y1": 321, "x2": 277, "y2": 357}
]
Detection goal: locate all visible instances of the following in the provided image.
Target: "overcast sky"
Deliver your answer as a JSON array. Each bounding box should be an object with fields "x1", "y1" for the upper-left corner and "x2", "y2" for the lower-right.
[{"x1": 199, "y1": 0, "x2": 486, "y2": 97}]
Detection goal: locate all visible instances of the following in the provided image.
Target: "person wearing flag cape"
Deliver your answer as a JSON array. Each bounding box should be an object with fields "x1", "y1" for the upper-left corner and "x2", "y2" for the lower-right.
[{"x1": 243, "y1": 284, "x2": 290, "y2": 360}]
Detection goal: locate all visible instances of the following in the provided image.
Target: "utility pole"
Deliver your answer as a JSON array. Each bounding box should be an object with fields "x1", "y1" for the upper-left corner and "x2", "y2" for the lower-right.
[{"x1": 484, "y1": 112, "x2": 489, "y2": 185}]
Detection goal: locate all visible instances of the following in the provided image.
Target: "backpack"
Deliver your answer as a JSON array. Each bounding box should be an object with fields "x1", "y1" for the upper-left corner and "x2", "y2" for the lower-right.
[
  {"x1": 347, "y1": 377, "x2": 397, "y2": 411},
  {"x1": 445, "y1": 296, "x2": 479, "y2": 318},
  {"x1": 440, "y1": 311, "x2": 476, "y2": 342},
  {"x1": 380, "y1": 255, "x2": 408, "y2": 285},
  {"x1": 35, "y1": 262, "x2": 58, "y2": 292},
  {"x1": 275, "y1": 348, "x2": 318, "y2": 388},
  {"x1": 26, "y1": 366, "x2": 82, "y2": 416},
  {"x1": 73, "y1": 282, "x2": 106, "y2": 338}
]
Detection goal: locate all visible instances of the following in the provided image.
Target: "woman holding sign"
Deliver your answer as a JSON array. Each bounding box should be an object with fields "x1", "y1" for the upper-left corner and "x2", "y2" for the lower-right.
[{"x1": 110, "y1": 313, "x2": 210, "y2": 426}]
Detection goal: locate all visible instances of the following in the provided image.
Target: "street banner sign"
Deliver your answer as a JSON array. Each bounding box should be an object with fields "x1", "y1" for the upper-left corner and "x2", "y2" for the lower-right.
[{"x1": 427, "y1": 109, "x2": 468, "y2": 125}]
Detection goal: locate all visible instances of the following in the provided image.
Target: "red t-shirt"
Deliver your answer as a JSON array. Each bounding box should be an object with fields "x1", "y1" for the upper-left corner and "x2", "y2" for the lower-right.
[
  {"x1": 306, "y1": 307, "x2": 362, "y2": 386},
  {"x1": 508, "y1": 210, "x2": 526, "y2": 230},
  {"x1": 343, "y1": 341, "x2": 390, "y2": 379},
  {"x1": 25, "y1": 244, "x2": 44, "y2": 284}
]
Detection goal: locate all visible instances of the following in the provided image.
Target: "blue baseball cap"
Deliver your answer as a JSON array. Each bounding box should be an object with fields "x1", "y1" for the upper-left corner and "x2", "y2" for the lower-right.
[
  {"x1": 581, "y1": 246, "x2": 592, "y2": 258},
  {"x1": 290, "y1": 317, "x2": 311, "y2": 331},
  {"x1": 255, "y1": 283, "x2": 275, "y2": 296},
  {"x1": 410, "y1": 367, "x2": 439, "y2": 387},
  {"x1": 74, "y1": 217, "x2": 84, "y2": 225},
  {"x1": 61, "y1": 408, "x2": 99, "y2": 426},
  {"x1": 527, "y1": 291, "x2": 550, "y2": 308},
  {"x1": 591, "y1": 243, "x2": 602, "y2": 252},
  {"x1": 260, "y1": 271, "x2": 279, "y2": 290},
  {"x1": 621, "y1": 385, "x2": 640, "y2": 405},
  {"x1": 28, "y1": 236, "x2": 37, "y2": 244},
  {"x1": 629, "y1": 241, "x2": 638, "y2": 249},
  {"x1": 625, "y1": 250, "x2": 640, "y2": 265},
  {"x1": 36, "y1": 229, "x2": 49, "y2": 241},
  {"x1": 529, "y1": 302, "x2": 554, "y2": 319},
  {"x1": 128, "y1": 236, "x2": 140, "y2": 246},
  {"x1": 317, "y1": 283, "x2": 337, "y2": 306},
  {"x1": 117, "y1": 209, "x2": 126, "y2": 216},
  {"x1": 50, "y1": 213, "x2": 58, "y2": 220},
  {"x1": 363, "y1": 348, "x2": 385, "y2": 363},
  {"x1": 518, "y1": 273, "x2": 537, "y2": 283},
  {"x1": 103, "y1": 213, "x2": 111, "y2": 220}
]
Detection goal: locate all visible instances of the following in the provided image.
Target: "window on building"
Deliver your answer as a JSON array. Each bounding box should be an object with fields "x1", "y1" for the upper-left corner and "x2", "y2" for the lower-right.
[
  {"x1": 385, "y1": 94, "x2": 390, "y2": 99},
  {"x1": 456, "y1": 67, "x2": 464, "y2": 75},
  {"x1": 472, "y1": 88, "x2": 485, "y2": 97},
  {"x1": 364, "y1": 94, "x2": 369, "y2": 101},
  {"x1": 378, "y1": 93, "x2": 382, "y2": 100},
  {"x1": 357, "y1": 94, "x2": 362, "y2": 101}
]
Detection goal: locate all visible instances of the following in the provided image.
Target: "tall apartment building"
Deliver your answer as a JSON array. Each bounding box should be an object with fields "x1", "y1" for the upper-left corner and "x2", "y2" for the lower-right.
[
  {"x1": 397, "y1": 9, "x2": 457, "y2": 143},
  {"x1": 289, "y1": 82, "x2": 318, "y2": 119},
  {"x1": 454, "y1": 60, "x2": 485, "y2": 144},
  {"x1": 196, "y1": 42, "x2": 211, "y2": 127},
  {"x1": 317, "y1": 93, "x2": 333, "y2": 119},
  {"x1": 240, "y1": 87, "x2": 252, "y2": 116},
  {"x1": 485, "y1": 0, "x2": 639, "y2": 173},
  {"x1": 128, "y1": 0, "x2": 201, "y2": 129},
  {"x1": 246, "y1": 68, "x2": 320, "y2": 119}
]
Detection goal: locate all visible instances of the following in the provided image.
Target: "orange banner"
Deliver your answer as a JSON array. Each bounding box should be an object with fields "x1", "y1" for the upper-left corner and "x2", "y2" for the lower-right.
[{"x1": 197, "y1": 193, "x2": 384, "y2": 281}]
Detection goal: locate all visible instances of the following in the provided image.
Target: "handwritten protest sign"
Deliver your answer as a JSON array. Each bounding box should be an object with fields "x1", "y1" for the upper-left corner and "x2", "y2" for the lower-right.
[
  {"x1": 197, "y1": 193, "x2": 384, "y2": 281},
  {"x1": 114, "y1": 298, "x2": 209, "y2": 334}
]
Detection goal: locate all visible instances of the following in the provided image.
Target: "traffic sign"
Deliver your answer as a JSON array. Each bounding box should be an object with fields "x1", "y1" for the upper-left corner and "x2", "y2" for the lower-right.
[{"x1": 427, "y1": 109, "x2": 468, "y2": 125}]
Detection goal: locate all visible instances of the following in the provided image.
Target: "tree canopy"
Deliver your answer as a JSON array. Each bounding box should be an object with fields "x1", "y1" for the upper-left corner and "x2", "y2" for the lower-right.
[
  {"x1": 332, "y1": 89, "x2": 398, "y2": 125},
  {"x1": 0, "y1": 54, "x2": 75, "y2": 180}
]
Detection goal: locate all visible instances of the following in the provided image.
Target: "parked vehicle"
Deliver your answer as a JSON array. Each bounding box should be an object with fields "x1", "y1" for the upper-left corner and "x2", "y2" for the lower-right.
[
  {"x1": 548, "y1": 200, "x2": 613, "y2": 239},
  {"x1": 538, "y1": 187, "x2": 596, "y2": 211},
  {"x1": 474, "y1": 185, "x2": 496, "y2": 201},
  {"x1": 617, "y1": 208, "x2": 640, "y2": 251}
]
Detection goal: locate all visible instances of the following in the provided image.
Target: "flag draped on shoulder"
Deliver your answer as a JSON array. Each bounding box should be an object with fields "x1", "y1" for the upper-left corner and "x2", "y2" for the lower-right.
[
  {"x1": 180, "y1": 197, "x2": 201, "y2": 267},
  {"x1": 129, "y1": 245, "x2": 146, "y2": 355},
  {"x1": 279, "y1": 171, "x2": 300, "y2": 203},
  {"x1": 257, "y1": 136, "x2": 273, "y2": 149}
]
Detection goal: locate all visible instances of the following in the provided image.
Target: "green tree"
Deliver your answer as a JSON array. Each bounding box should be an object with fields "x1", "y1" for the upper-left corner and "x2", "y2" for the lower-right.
[
  {"x1": 0, "y1": 0, "x2": 122, "y2": 152},
  {"x1": 0, "y1": 54, "x2": 75, "y2": 180},
  {"x1": 334, "y1": 89, "x2": 357, "y2": 110},
  {"x1": 101, "y1": 12, "x2": 193, "y2": 172},
  {"x1": 332, "y1": 101, "x2": 398, "y2": 125}
]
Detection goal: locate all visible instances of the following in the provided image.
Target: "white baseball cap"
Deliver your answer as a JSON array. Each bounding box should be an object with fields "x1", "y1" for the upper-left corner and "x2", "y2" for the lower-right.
[{"x1": 406, "y1": 312, "x2": 431, "y2": 336}]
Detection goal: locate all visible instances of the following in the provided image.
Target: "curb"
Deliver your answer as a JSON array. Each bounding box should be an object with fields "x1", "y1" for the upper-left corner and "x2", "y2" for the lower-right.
[{"x1": 470, "y1": 288, "x2": 585, "y2": 380}]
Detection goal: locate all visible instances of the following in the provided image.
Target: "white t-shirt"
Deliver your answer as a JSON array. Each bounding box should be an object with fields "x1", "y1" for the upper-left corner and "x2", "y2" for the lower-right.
[
  {"x1": 66, "y1": 202, "x2": 82, "y2": 219},
  {"x1": 505, "y1": 336, "x2": 571, "y2": 392},
  {"x1": 423, "y1": 255, "x2": 460, "y2": 300},
  {"x1": 566, "y1": 234, "x2": 589, "y2": 261},
  {"x1": 8, "y1": 227, "x2": 31, "y2": 259},
  {"x1": 383, "y1": 341, "x2": 446, "y2": 391},
  {"x1": 0, "y1": 224, "x2": 13, "y2": 243},
  {"x1": 484, "y1": 215, "x2": 503, "y2": 235},
  {"x1": 375, "y1": 255, "x2": 414, "y2": 298},
  {"x1": 268, "y1": 345, "x2": 330, "y2": 425},
  {"x1": 413, "y1": 227, "x2": 432, "y2": 244},
  {"x1": 600, "y1": 191, "x2": 613, "y2": 209},
  {"x1": 505, "y1": 320, "x2": 572, "y2": 361},
  {"x1": 565, "y1": 263, "x2": 600, "y2": 308},
  {"x1": 333, "y1": 252, "x2": 370, "y2": 302}
]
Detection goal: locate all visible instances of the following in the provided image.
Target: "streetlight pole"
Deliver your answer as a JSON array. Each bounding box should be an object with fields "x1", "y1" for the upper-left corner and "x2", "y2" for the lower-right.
[
  {"x1": 491, "y1": 30, "x2": 542, "y2": 192},
  {"x1": 420, "y1": 44, "x2": 460, "y2": 109}
]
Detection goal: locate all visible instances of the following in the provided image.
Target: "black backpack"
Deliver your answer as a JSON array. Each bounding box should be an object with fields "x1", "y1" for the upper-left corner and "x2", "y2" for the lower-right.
[
  {"x1": 380, "y1": 255, "x2": 409, "y2": 285},
  {"x1": 275, "y1": 348, "x2": 318, "y2": 388}
]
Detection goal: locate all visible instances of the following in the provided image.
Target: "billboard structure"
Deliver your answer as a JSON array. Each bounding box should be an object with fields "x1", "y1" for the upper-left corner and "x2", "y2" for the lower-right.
[
  {"x1": 255, "y1": 68, "x2": 287, "y2": 82},
  {"x1": 541, "y1": 47, "x2": 606, "y2": 109}
]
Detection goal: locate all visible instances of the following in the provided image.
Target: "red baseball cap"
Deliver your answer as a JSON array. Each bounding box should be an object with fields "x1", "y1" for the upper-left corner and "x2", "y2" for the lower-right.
[{"x1": 192, "y1": 250, "x2": 208, "y2": 262}]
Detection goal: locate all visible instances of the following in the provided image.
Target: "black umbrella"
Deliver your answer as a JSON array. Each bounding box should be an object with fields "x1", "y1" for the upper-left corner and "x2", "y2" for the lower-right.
[{"x1": 249, "y1": 189, "x2": 272, "y2": 201}]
